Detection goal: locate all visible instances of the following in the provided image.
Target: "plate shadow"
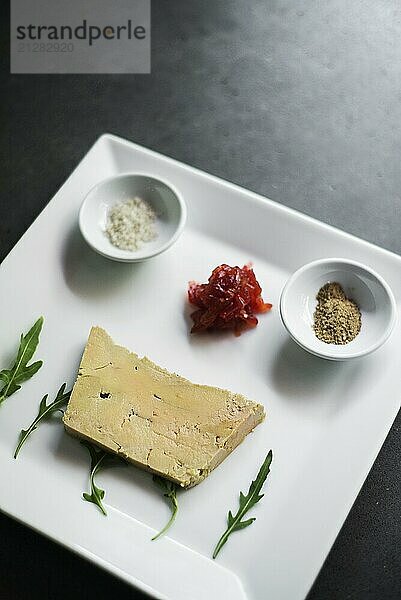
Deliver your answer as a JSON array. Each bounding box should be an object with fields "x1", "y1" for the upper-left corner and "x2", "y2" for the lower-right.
[
  {"x1": 61, "y1": 224, "x2": 145, "y2": 300},
  {"x1": 270, "y1": 337, "x2": 363, "y2": 402}
]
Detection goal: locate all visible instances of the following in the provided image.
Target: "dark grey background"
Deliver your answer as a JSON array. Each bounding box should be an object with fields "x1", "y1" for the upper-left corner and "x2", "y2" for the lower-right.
[{"x1": 1, "y1": 1, "x2": 400, "y2": 599}]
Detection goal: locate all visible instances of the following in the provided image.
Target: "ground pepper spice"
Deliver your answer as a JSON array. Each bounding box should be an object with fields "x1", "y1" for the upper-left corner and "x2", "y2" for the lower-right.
[{"x1": 313, "y1": 282, "x2": 361, "y2": 345}]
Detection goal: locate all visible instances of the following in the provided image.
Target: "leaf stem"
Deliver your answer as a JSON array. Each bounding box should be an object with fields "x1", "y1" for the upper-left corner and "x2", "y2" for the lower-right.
[
  {"x1": 152, "y1": 476, "x2": 179, "y2": 540},
  {"x1": 152, "y1": 491, "x2": 178, "y2": 541},
  {"x1": 213, "y1": 521, "x2": 234, "y2": 559},
  {"x1": 89, "y1": 453, "x2": 108, "y2": 516}
]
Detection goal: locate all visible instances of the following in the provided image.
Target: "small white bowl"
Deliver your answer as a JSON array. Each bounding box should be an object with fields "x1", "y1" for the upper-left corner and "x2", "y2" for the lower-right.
[
  {"x1": 280, "y1": 258, "x2": 397, "y2": 360},
  {"x1": 79, "y1": 173, "x2": 187, "y2": 262}
]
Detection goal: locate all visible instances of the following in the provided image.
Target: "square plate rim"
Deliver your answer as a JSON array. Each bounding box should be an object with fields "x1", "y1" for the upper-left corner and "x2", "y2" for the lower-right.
[
  {"x1": 1, "y1": 133, "x2": 400, "y2": 600},
  {"x1": 2, "y1": 132, "x2": 401, "y2": 272}
]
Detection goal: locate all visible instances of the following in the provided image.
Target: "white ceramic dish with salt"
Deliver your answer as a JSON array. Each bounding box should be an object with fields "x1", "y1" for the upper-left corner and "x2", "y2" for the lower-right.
[{"x1": 79, "y1": 173, "x2": 187, "y2": 262}]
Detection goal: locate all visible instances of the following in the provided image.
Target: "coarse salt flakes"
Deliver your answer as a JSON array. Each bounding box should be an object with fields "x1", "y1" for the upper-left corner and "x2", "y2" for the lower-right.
[{"x1": 106, "y1": 196, "x2": 157, "y2": 251}]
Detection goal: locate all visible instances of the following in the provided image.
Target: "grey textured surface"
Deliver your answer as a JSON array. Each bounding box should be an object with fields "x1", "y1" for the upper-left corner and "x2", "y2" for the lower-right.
[{"x1": 1, "y1": 1, "x2": 400, "y2": 599}]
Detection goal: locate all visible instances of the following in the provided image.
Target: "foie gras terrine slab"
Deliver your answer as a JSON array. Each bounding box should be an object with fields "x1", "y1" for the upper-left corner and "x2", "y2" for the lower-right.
[{"x1": 63, "y1": 327, "x2": 265, "y2": 488}]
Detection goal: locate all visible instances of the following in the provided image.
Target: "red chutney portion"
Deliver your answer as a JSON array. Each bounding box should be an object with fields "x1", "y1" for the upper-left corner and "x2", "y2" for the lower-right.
[{"x1": 188, "y1": 264, "x2": 272, "y2": 336}]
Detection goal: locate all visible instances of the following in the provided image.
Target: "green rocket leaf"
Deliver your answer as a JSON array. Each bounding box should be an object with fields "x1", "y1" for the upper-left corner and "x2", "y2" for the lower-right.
[
  {"x1": 213, "y1": 450, "x2": 273, "y2": 559},
  {"x1": 14, "y1": 383, "x2": 71, "y2": 459},
  {"x1": 81, "y1": 440, "x2": 109, "y2": 516},
  {"x1": 0, "y1": 317, "x2": 44, "y2": 406}
]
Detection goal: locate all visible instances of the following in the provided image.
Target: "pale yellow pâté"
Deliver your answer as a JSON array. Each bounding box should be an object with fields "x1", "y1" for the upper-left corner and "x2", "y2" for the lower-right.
[{"x1": 63, "y1": 327, "x2": 265, "y2": 488}]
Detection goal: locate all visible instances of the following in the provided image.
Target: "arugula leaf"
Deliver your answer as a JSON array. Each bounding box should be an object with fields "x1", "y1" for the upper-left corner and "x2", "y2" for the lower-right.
[
  {"x1": 81, "y1": 440, "x2": 109, "y2": 516},
  {"x1": 152, "y1": 475, "x2": 179, "y2": 541},
  {"x1": 0, "y1": 317, "x2": 44, "y2": 406},
  {"x1": 213, "y1": 450, "x2": 273, "y2": 559},
  {"x1": 14, "y1": 383, "x2": 71, "y2": 459}
]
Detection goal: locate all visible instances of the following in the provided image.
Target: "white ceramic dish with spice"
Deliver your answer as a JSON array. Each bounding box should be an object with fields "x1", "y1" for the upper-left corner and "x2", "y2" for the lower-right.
[
  {"x1": 280, "y1": 258, "x2": 397, "y2": 360},
  {"x1": 79, "y1": 173, "x2": 187, "y2": 262}
]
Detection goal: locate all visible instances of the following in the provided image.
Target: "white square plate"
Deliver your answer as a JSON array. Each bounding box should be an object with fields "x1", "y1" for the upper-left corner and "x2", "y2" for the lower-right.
[{"x1": 1, "y1": 134, "x2": 400, "y2": 600}]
